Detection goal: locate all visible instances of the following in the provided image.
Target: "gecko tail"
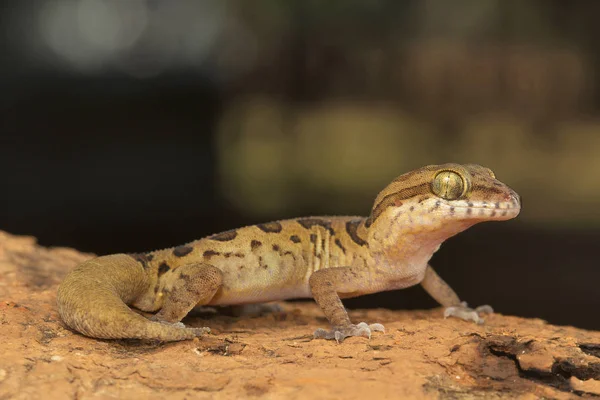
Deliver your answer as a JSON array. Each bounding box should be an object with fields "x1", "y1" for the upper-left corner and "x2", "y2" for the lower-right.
[{"x1": 56, "y1": 254, "x2": 207, "y2": 342}]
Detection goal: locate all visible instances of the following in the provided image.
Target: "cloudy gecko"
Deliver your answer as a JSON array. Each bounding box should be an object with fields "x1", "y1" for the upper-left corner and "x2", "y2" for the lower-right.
[{"x1": 57, "y1": 163, "x2": 521, "y2": 342}]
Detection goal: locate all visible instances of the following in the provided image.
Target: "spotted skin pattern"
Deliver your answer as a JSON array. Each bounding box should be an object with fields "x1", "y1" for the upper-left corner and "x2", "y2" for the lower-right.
[{"x1": 57, "y1": 163, "x2": 521, "y2": 342}]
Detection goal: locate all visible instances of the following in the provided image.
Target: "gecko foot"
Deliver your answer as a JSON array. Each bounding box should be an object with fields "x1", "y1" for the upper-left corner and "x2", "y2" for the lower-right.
[
  {"x1": 444, "y1": 302, "x2": 493, "y2": 325},
  {"x1": 313, "y1": 322, "x2": 385, "y2": 343}
]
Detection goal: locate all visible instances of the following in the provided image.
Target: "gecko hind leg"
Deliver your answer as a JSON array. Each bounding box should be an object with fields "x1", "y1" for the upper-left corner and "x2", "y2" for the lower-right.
[{"x1": 151, "y1": 263, "x2": 223, "y2": 331}]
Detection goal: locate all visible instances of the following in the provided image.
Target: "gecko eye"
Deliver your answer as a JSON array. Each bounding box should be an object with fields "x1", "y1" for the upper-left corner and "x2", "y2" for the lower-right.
[{"x1": 431, "y1": 171, "x2": 466, "y2": 200}]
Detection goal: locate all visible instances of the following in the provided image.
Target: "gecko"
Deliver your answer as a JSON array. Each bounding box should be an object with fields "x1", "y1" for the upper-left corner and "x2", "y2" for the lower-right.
[{"x1": 57, "y1": 163, "x2": 521, "y2": 342}]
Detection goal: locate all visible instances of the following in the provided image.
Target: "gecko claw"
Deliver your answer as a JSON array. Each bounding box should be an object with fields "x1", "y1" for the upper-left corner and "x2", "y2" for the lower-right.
[
  {"x1": 313, "y1": 322, "x2": 385, "y2": 343},
  {"x1": 367, "y1": 323, "x2": 386, "y2": 332},
  {"x1": 444, "y1": 302, "x2": 493, "y2": 325}
]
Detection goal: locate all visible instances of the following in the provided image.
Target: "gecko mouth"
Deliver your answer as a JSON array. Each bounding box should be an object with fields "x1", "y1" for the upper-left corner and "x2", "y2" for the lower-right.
[
  {"x1": 441, "y1": 196, "x2": 521, "y2": 220},
  {"x1": 452, "y1": 203, "x2": 520, "y2": 219}
]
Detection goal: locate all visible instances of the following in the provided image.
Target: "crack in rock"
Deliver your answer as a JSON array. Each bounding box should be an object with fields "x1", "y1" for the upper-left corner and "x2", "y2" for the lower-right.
[
  {"x1": 486, "y1": 337, "x2": 600, "y2": 396},
  {"x1": 580, "y1": 343, "x2": 600, "y2": 359}
]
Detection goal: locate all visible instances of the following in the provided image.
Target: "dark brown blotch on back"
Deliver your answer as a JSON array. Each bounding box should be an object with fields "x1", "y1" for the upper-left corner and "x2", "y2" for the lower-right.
[
  {"x1": 130, "y1": 253, "x2": 151, "y2": 269},
  {"x1": 158, "y1": 262, "x2": 170, "y2": 277},
  {"x1": 173, "y1": 245, "x2": 193, "y2": 257},
  {"x1": 203, "y1": 250, "x2": 220, "y2": 260},
  {"x1": 310, "y1": 234, "x2": 317, "y2": 244},
  {"x1": 346, "y1": 219, "x2": 368, "y2": 247},
  {"x1": 223, "y1": 252, "x2": 245, "y2": 258},
  {"x1": 251, "y1": 240, "x2": 262, "y2": 250},
  {"x1": 258, "y1": 256, "x2": 268, "y2": 269},
  {"x1": 335, "y1": 238, "x2": 346, "y2": 254},
  {"x1": 290, "y1": 235, "x2": 301, "y2": 243},
  {"x1": 210, "y1": 229, "x2": 238, "y2": 242},
  {"x1": 257, "y1": 222, "x2": 283, "y2": 233},
  {"x1": 297, "y1": 218, "x2": 334, "y2": 235},
  {"x1": 272, "y1": 244, "x2": 280, "y2": 251}
]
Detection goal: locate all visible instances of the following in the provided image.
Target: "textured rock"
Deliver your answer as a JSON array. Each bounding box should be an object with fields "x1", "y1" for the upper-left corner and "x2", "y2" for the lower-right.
[{"x1": 0, "y1": 230, "x2": 598, "y2": 399}]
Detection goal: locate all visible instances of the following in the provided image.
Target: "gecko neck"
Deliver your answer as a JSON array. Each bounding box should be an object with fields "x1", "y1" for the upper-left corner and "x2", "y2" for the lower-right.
[{"x1": 367, "y1": 210, "x2": 478, "y2": 271}]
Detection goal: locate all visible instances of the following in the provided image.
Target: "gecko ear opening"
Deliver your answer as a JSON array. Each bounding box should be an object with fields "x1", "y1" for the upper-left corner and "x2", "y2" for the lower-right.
[{"x1": 431, "y1": 171, "x2": 467, "y2": 200}]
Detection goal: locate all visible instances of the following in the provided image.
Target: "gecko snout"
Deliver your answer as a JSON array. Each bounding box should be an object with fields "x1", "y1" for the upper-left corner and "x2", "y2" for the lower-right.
[{"x1": 509, "y1": 191, "x2": 521, "y2": 208}]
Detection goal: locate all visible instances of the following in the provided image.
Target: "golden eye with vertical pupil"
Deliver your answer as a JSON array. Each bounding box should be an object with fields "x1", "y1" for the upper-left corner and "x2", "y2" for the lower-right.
[{"x1": 431, "y1": 171, "x2": 466, "y2": 200}]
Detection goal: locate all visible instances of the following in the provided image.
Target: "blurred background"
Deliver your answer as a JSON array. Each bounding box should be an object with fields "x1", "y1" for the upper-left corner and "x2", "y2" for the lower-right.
[{"x1": 1, "y1": 0, "x2": 599, "y2": 329}]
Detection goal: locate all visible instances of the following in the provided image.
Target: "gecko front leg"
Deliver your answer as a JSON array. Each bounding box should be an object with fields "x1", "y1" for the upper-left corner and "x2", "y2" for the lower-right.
[
  {"x1": 309, "y1": 267, "x2": 385, "y2": 342},
  {"x1": 420, "y1": 265, "x2": 493, "y2": 324}
]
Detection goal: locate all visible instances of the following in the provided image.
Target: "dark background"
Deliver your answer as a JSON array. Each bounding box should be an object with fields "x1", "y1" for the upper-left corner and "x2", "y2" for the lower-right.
[{"x1": 1, "y1": 1, "x2": 599, "y2": 329}]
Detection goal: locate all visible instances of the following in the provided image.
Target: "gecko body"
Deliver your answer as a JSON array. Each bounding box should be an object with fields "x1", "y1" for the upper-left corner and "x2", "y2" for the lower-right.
[{"x1": 57, "y1": 163, "x2": 521, "y2": 342}]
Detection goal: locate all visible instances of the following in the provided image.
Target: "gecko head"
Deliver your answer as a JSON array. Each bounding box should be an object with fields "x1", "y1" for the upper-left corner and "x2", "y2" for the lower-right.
[{"x1": 366, "y1": 163, "x2": 521, "y2": 233}]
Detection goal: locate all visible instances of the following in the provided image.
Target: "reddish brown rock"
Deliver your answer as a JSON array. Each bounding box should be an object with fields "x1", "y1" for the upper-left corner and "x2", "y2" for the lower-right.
[{"x1": 0, "y1": 230, "x2": 598, "y2": 399}]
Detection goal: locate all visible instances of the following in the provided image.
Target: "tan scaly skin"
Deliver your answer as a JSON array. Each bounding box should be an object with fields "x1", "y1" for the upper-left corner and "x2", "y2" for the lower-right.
[{"x1": 57, "y1": 163, "x2": 521, "y2": 343}]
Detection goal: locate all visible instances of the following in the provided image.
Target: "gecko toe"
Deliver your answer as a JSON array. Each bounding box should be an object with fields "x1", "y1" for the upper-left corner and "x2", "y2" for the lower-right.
[
  {"x1": 475, "y1": 305, "x2": 494, "y2": 314},
  {"x1": 444, "y1": 303, "x2": 492, "y2": 325},
  {"x1": 313, "y1": 322, "x2": 385, "y2": 342}
]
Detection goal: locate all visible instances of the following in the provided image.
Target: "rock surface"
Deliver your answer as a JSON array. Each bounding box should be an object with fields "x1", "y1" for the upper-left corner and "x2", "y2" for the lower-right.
[{"x1": 0, "y1": 230, "x2": 598, "y2": 399}]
